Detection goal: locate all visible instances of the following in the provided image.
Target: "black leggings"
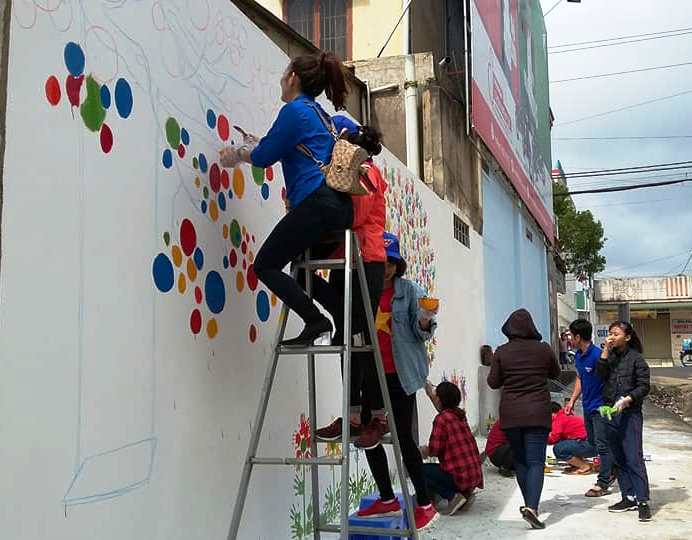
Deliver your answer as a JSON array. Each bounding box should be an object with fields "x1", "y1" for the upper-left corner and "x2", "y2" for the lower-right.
[
  {"x1": 254, "y1": 184, "x2": 353, "y2": 324},
  {"x1": 363, "y1": 374, "x2": 431, "y2": 506},
  {"x1": 297, "y1": 246, "x2": 385, "y2": 410}
]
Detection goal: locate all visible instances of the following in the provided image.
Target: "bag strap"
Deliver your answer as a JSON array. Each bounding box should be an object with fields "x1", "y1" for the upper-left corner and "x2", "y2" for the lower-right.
[
  {"x1": 306, "y1": 102, "x2": 339, "y2": 141},
  {"x1": 296, "y1": 143, "x2": 324, "y2": 168}
]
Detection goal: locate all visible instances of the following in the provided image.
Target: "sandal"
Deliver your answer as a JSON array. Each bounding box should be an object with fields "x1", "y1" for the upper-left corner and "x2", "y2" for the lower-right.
[
  {"x1": 566, "y1": 465, "x2": 593, "y2": 475},
  {"x1": 585, "y1": 485, "x2": 608, "y2": 497}
]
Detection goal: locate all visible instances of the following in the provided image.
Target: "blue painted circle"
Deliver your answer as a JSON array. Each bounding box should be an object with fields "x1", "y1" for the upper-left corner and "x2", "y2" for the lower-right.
[
  {"x1": 223, "y1": 256, "x2": 229, "y2": 269},
  {"x1": 114, "y1": 78, "x2": 133, "y2": 119},
  {"x1": 198, "y1": 153, "x2": 208, "y2": 173},
  {"x1": 194, "y1": 247, "x2": 204, "y2": 270},
  {"x1": 162, "y1": 149, "x2": 173, "y2": 168},
  {"x1": 181, "y1": 128, "x2": 190, "y2": 146},
  {"x1": 207, "y1": 109, "x2": 216, "y2": 129},
  {"x1": 201, "y1": 200, "x2": 207, "y2": 213},
  {"x1": 256, "y1": 290, "x2": 270, "y2": 322},
  {"x1": 100, "y1": 85, "x2": 111, "y2": 109},
  {"x1": 218, "y1": 192, "x2": 227, "y2": 211},
  {"x1": 228, "y1": 190, "x2": 233, "y2": 200},
  {"x1": 204, "y1": 271, "x2": 226, "y2": 314},
  {"x1": 261, "y1": 183, "x2": 269, "y2": 200},
  {"x1": 152, "y1": 253, "x2": 174, "y2": 292},
  {"x1": 64, "y1": 42, "x2": 85, "y2": 77}
]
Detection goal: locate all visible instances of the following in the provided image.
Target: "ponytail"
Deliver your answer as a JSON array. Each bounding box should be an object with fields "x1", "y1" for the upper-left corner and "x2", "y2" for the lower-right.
[
  {"x1": 290, "y1": 52, "x2": 348, "y2": 110},
  {"x1": 346, "y1": 125, "x2": 383, "y2": 156},
  {"x1": 608, "y1": 321, "x2": 644, "y2": 353}
]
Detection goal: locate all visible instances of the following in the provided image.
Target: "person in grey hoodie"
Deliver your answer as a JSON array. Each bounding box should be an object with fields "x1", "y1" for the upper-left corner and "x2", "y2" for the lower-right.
[{"x1": 487, "y1": 309, "x2": 561, "y2": 530}]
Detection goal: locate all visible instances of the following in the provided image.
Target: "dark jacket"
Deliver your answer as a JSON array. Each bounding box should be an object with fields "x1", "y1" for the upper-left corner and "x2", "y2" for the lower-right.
[
  {"x1": 596, "y1": 346, "x2": 650, "y2": 411},
  {"x1": 487, "y1": 309, "x2": 561, "y2": 430}
]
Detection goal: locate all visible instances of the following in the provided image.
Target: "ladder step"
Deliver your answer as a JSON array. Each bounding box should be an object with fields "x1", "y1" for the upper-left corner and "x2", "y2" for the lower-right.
[
  {"x1": 250, "y1": 456, "x2": 344, "y2": 466},
  {"x1": 319, "y1": 524, "x2": 414, "y2": 537},
  {"x1": 278, "y1": 345, "x2": 374, "y2": 355},
  {"x1": 317, "y1": 434, "x2": 392, "y2": 445},
  {"x1": 296, "y1": 258, "x2": 349, "y2": 270}
]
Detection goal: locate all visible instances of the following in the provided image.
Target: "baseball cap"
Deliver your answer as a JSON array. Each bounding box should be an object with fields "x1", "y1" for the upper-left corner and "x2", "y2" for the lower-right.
[{"x1": 383, "y1": 232, "x2": 401, "y2": 260}]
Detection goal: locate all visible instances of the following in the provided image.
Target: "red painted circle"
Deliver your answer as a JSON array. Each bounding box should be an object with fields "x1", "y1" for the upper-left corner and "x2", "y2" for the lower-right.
[
  {"x1": 221, "y1": 169, "x2": 230, "y2": 189},
  {"x1": 178, "y1": 144, "x2": 185, "y2": 158},
  {"x1": 45, "y1": 75, "x2": 61, "y2": 105},
  {"x1": 180, "y1": 218, "x2": 197, "y2": 256},
  {"x1": 190, "y1": 309, "x2": 202, "y2": 334},
  {"x1": 217, "y1": 115, "x2": 230, "y2": 141},
  {"x1": 247, "y1": 264, "x2": 258, "y2": 291},
  {"x1": 209, "y1": 163, "x2": 221, "y2": 193},
  {"x1": 249, "y1": 324, "x2": 257, "y2": 343},
  {"x1": 100, "y1": 123, "x2": 113, "y2": 153},
  {"x1": 241, "y1": 241, "x2": 247, "y2": 255},
  {"x1": 229, "y1": 250, "x2": 238, "y2": 268},
  {"x1": 266, "y1": 167, "x2": 274, "y2": 181},
  {"x1": 194, "y1": 286, "x2": 203, "y2": 304}
]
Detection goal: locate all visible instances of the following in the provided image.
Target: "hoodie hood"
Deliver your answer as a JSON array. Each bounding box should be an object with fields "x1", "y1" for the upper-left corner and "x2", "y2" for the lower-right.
[{"x1": 501, "y1": 308, "x2": 542, "y2": 341}]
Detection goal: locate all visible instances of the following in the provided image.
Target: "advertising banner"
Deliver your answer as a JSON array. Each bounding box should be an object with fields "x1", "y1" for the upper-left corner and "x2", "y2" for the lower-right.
[{"x1": 471, "y1": 0, "x2": 554, "y2": 241}]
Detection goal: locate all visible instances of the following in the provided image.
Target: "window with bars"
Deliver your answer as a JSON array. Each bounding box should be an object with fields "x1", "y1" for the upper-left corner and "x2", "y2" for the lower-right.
[
  {"x1": 284, "y1": 0, "x2": 350, "y2": 60},
  {"x1": 454, "y1": 215, "x2": 470, "y2": 248}
]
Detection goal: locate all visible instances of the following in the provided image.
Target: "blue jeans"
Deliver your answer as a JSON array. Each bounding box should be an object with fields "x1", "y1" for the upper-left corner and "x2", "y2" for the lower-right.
[
  {"x1": 504, "y1": 427, "x2": 549, "y2": 511},
  {"x1": 553, "y1": 439, "x2": 596, "y2": 460},
  {"x1": 422, "y1": 463, "x2": 458, "y2": 500},
  {"x1": 606, "y1": 410, "x2": 650, "y2": 502},
  {"x1": 584, "y1": 410, "x2": 613, "y2": 485}
]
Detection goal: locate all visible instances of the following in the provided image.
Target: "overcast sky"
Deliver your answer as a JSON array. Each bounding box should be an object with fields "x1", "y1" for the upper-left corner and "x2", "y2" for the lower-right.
[{"x1": 540, "y1": 0, "x2": 692, "y2": 277}]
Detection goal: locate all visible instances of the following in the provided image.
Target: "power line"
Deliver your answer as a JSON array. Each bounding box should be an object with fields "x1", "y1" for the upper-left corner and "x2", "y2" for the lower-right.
[
  {"x1": 550, "y1": 60, "x2": 692, "y2": 84},
  {"x1": 543, "y1": 0, "x2": 564, "y2": 17},
  {"x1": 548, "y1": 26, "x2": 692, "y2": 49},
  {"x1": 677, "y1": 251, "x2": 692, "y2": 275},
  {"x1": 552, "y1": 159, "x2": 692, "y2": 178},
  {"x1": 558, "y1": 177, "x2": 692, "y2": 196},
  {"x1": 571, "y1": 173, "x2": 692, "y2": 190},
  {"x1": 581, "y1": 197, "x2": 680, "y2": 208},
  {"x1": 555, "y1": 89, "x2": 692, "y2": 127},
  {"x1": 602, "y1": 249, "x2": 692, "y2": 274},
  {"x1": 563, "y1": 165, "x2": 692, "y2": 180},
  {"x1": 553, "y1": 135, "x2": 692, "y2": 141},
  {"x1": 549, "y1": 30, "x2": 692, "y2": 54}
]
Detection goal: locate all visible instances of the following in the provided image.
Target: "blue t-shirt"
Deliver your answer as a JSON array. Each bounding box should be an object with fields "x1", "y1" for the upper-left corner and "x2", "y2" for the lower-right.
[
  {"x1": 575, "y1": 343, "x2": 604, "y2": 414},
  {"x1": 250, "y1": 94, "x2": 334, "y2": 208}
]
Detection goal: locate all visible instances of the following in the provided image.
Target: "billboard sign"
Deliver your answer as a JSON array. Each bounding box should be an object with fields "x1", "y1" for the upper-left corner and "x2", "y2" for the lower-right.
[{"x1": 470, "y1": 0, "x2": 554, "y2": 241}]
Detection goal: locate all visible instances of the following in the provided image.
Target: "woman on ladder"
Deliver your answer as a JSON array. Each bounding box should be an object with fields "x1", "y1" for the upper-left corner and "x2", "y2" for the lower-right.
[{"x1": 219, "y1": 52, "x2": 353, "y2": 346}]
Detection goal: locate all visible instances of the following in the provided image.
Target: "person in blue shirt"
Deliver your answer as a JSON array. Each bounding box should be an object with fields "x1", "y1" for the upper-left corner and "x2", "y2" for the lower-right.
[
  {"x1": 219, "y1": 52, "x2": 354, "y2": 346},
  {"x1": 565, "y1": 319, "x2": 614, "y2": 497}
]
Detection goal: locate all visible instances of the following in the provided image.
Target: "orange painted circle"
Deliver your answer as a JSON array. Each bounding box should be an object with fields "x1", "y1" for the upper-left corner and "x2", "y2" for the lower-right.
[
  {"x1": 236, "y1": 271, "x2": 245, "y2": 292},
  {"x1": 207, "y1": 318, "x2": 219, "y2": 338},
  {"x1": 233, "y1": 168, "x2": 245, "y2": 199},
  {"x1": 222, "y1": 223, "x2": 229, "y2": 239},
  {"x1": 187, "y1": 258, "x2": 197, "y2": 281},
  {"x1": 171, "y1": 245, "x2": 183, "y2": 267},
  {"x1": 209, "y1": 200, "x2": 219, "y2": 222},
  {"x1": 178, "y1": 273, "x2": 187, "y2": 294}
]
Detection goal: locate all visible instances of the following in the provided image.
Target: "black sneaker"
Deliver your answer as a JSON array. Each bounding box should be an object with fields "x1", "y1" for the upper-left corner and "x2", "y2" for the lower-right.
[
  {"x1": 638, "y1": 502, "x2": 652, "y2": 522},
  {"x1": 608, "y1": 499, "x2": 638, "y2": 513},
  {"x1": 281, "y1": 317, "x2": 333, "y2": 347},
  {"x1": 521, "y1": 508, "x2": 545, "y2": 529}
]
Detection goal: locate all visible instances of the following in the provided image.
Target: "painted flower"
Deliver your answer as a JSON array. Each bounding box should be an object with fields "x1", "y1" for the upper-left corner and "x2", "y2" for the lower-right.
[
  {"x1": 293, "y1": 414, "x2": 311, "y2": 459},
  {"x1": 325, "y1": 441, "x2": 342, "y2": 458}
]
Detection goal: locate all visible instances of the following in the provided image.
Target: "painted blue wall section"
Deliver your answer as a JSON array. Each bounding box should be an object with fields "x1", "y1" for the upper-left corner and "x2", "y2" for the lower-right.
[{"x1": 483, "y1": 172, "x2": 550, "y2": 348}]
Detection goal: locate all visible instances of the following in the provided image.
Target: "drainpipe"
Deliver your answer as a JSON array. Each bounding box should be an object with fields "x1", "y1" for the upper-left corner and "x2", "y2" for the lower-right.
[{"x1": 402, "y1": 3, "x2": 420, "y2": 177}]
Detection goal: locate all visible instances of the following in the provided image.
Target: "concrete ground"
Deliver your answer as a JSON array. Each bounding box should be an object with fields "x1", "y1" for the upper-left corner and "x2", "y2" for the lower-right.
[
  {"x1": 651, "y1": 366, "x2": 692, "y2": 381},
  {"x1": 422, "y1": 403, "x2": 692, "y2": 540}
]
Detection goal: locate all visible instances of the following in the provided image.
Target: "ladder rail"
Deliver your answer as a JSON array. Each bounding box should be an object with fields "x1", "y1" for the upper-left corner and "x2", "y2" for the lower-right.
[{"x1": 353, "y1": 234, "x2": 420, "y2": 540}]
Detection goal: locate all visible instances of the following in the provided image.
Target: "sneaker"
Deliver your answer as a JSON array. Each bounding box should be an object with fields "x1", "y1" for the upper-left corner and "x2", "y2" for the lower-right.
[
  {"x1": 414, "y1": 504, "x2": 439, "y2": 530},
  {"x1": 354, "y1": 417, "x2": 389, "y2": 450},
  {"x1": 357, "y1": 498, "x2": 402, "y2": 518},
  {"x1": 608, "y1": 498, "x2": 638, "y2": 513},
  {"x1": 281, "y1": 317, "x2": 333, "y2": 347},
  {"x1": 443, "y1": 492, "x2": 468, "y2": 515},
  {"x1": 521, "y1": 508, "x2": 545, "y2": 529},
  {"x1": 638, "y1": 501, "x2": 652, "y2": 522},
  {"x1": 315, "y1": 418, "x2": 361, "y2": 440}
]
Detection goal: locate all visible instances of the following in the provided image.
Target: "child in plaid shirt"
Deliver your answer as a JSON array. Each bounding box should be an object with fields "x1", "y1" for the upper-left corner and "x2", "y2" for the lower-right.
[{"x1": 420, "y1": 381, "x2": 484, "y2": 515}]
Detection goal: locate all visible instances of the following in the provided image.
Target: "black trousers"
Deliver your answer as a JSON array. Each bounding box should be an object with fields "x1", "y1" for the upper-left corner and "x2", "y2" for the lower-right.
[
  {"x1": 297, "y1": 245, "x2": 385, "y2": 410},
  {"x1": 254, "y1": 184, "x2": 353, "y2": 324},
  {"x1": 363, "y1": 374, "x2": 431, "y2": 506},
  {"x1": 489, "y1": 443, "x2": 514, "y2": 470}
]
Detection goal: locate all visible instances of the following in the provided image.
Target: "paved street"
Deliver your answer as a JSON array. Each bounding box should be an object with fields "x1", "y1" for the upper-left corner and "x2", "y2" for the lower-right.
[
  {"x1": 651, "y1": 366, "x2": 692, "y2": 381},
  {"x1": 423, "y1": 403, "x2": 692, "y2": 540}
]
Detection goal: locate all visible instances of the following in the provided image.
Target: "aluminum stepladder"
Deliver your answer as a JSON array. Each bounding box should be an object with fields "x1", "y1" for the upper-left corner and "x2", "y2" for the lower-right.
[{"x1": 227, "y1": 230, "x2": 419, "y2": 540}]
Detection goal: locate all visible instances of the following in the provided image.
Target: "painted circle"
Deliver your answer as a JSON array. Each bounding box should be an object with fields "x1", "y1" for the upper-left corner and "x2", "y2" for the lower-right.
[
  {"x1": 100, "y1": 123, "x2": 113, "y2": 153},
  {"x1": 114, "y1": 78, "x2": 133, "y2": 118},
  {"x1": 181, "y1": 127, "x2": 190, "y2": 145},
  {"x1": 166, "y1": 117, "x2": 181, "y2": 148},
  {"x1": 220, "y1": 169, "x2": 230, "y2": 189},
  {"x1": 232, "y1": 168, "x2": 245, "y2": 198},
  {"x1": 163, "y1": 231, "x2": 171, "y2": 246},
  {"x1": 100, "y1": 85, "x2": 111, "y2": 109},
  {"x1": 209, "y1": 200, "x2": 219, "y2": 222},
  {"x1": 209, "y1": 163, "x2": 221, "y2": 192},
  {"x1": 247, "y1": 264, "x2": 258, "y2": 291},
  {"x1": 177, "y1": 272, "x2": 187, "y2": 294},
  {"x1": 180, "y1": 218, "x2": 197, "y2": 256},
  {"x1": 207, "y1": 318, "x2": 219, "y2": 339},
  {"x1": 190, "y1": 309, "x2": 202, "y2": 334},
  {"x1": 249, "y1": 324, "x2": 257, "y2": 343},
  {"x1": 241, "y1": 241, "x2": 247, "y2": 255},
  {"x1": 201, "y1": 200, "x2": 207, "y2": 213},
  {"x1": 256, "y1": 291, "x2": 270, "y2": 322},
  {"x1": 64, "y1": 42, "x2": 85, "y2": 77},
  {"x1": 178, "y1": 144, "x2": 185, "y2": 158},
  {"x1": 229, "y1": 249, "x2": 238, "y2": 267},
  {"x1": 199, "y1": 153, "x2": 208, "y2": 173},
  {"x1": 218, "y1": 192, "x2": 227, "y2": 212},
  {"x1": 242, "y1": 259, "x2": 247, "y2": 270},
  {"x1": 222, "y1": 223, "x2": 229, "y2": 239},
  {"x1": 152, "y1": 253, "x2": 174, "y2": 292},
  {"x1": 171, "y1": 245, "x2": 183, "y2": 267},
  {"x1": 192, "y1": 156, "x2": 199, "y2": 169},
  {"x1": 261, "y1": 183, "x2": 269, "y2": 200},
  {"x1": 194, "y1": 286, "x2": 203, "y2": 304},
  {"x1": 217, "y1": 114, "x2": 230, "y2": 141},
  {"x1": 194, "y1": 247, "x2": 204, "y2": 270},
  {"x1": 223, "y1": 256, "x2": 229, "y2": 269},
  {"x1": 205, "y1": 271, "x2": 226, "y2": 314},
  {"x1": 206, "y1": 109, "x2": 216, "y2": 129},
  {"x1": 203, "y1": 186, "x2": 209, "y2": 199},
  {"x1": 187, "y1": 258, "x2": 197, "y2": 282},
  {"x1": 45, "y1": 76, "x2": 61, "y2": 105},
  {"x1": 266, "y1": 167, "x2": 274, "y2": 181},
  {"x1": 162, "y1": 149, "x2": 173, "y2": 168},
  {"x1": 271, "y1": 293, "x2": 278, "y2": 307},
  {"x1": 251, "y1": 166, "x2": 264, "y2": 186},
  {"x1": 235, "y1": 271, "x2": 245, "y2": 292},
  {"x1": 229, "y1": 220, "x2": 242, "y2": 248}
]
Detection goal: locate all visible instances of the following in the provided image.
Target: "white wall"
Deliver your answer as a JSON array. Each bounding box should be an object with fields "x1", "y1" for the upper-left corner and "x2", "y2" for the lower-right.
[{"x1": 0, "y1": 2, "x2": 485, "y2": 539}]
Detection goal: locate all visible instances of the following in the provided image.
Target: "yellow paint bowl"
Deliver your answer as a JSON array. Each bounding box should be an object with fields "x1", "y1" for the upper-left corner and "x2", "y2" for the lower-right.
[{"x1": 418, "y1": 297, "x2": 439, "y2": 312}]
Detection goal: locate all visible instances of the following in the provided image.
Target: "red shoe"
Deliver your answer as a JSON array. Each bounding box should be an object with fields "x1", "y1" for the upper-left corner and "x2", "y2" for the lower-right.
[
  {"x1": 354, "y1": 417, "x2": 389, "y2": 450},
  {"x1": 414, "y1": 504, "x2": 439, "y2": 530},
  {"x1": 357, "y1": 498, "x2": 402, "y2": 518},
  {"x1": 315, "y1": 418, "x2": 361, "y2": 440}
]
